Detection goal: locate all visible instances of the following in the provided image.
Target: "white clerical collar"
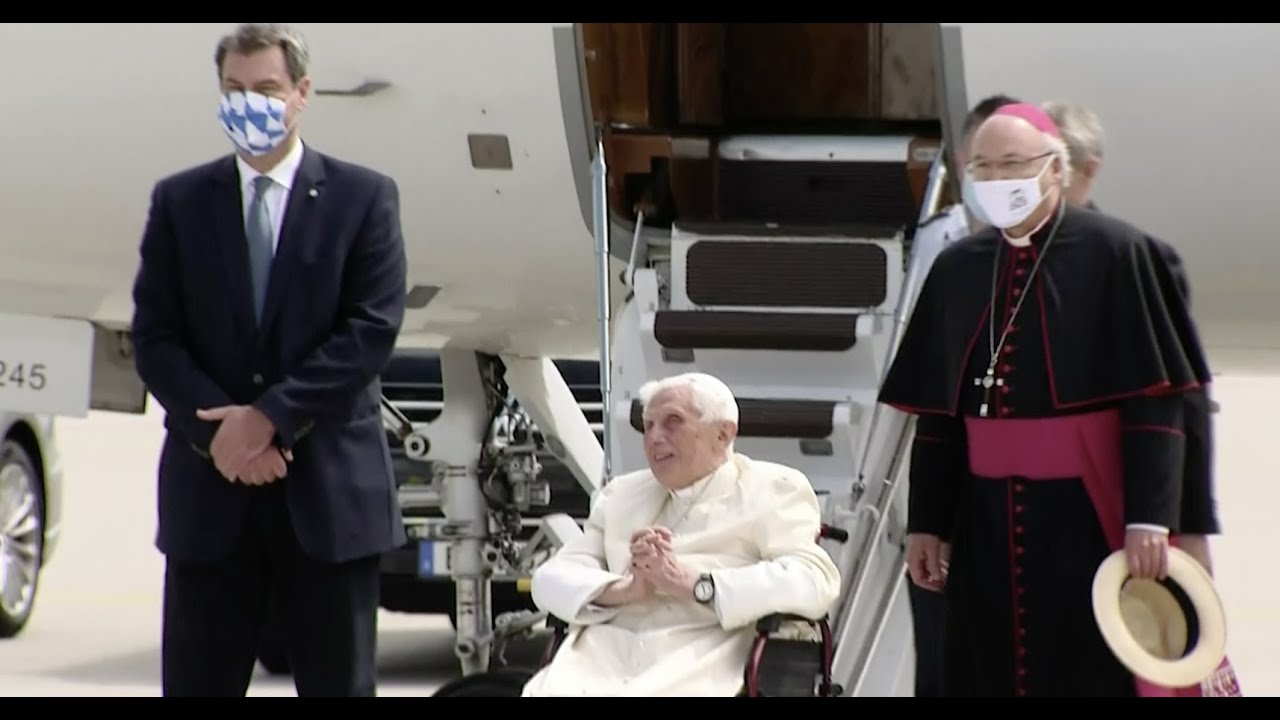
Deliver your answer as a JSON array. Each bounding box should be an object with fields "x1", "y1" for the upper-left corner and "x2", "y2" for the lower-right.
[
  {"x1": 669, "y1": 456, "x2": 734, "y2": 500},
  {"x1": 1001, "y1": 201, "x2": 1060, "y2": 248},
  {"x1": 1003, "y1": 232, "x2": 1034, "y2": 248}
]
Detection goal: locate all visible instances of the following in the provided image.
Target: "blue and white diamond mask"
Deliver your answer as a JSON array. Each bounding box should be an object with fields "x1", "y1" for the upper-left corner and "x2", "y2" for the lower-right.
[{"x1": 218, "y1": 90, "x2": 290, "y2": 157}]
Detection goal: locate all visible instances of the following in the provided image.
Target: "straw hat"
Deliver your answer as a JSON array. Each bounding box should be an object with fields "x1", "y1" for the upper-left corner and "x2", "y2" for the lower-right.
[{"x1": 1091, "y1": 546, "x2": 1227, "y2": 688}]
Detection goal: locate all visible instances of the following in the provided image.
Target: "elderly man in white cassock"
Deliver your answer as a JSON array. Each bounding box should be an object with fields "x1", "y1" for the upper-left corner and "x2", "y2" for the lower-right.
[{"x1": 520, "y1": 372, "x2": 842, "y2": 697}]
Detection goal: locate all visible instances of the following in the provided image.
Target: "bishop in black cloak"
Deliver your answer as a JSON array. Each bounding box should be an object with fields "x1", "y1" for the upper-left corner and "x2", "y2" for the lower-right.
[{"x1": 878, "y1": 103, "x2": 1215, "y2": 697}]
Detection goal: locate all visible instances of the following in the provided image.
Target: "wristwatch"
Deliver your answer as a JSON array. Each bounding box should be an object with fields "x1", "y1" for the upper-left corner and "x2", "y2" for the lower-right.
[{"x1": 693, "y1": 573, "x2": 715, "y2": 604}]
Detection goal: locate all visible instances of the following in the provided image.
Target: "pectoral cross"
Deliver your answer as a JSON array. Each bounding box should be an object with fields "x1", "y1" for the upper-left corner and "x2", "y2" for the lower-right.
[{"x1": 974, "y1": 369, "x2": 1004, "y2": 417}]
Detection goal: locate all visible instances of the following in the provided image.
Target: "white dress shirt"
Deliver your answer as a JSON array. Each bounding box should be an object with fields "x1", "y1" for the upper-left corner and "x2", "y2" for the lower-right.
[{"x1": 235, "y1": 138, "x2": 305, "y2": 255}]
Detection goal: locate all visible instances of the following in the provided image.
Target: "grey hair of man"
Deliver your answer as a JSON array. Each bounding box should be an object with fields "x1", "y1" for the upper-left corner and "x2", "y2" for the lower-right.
[
  {"x1": 1042, "y1": 99, "x2": 1105, "y2": 205},
  {"x1": 214, "y1": 23, "x2": 311, "y2": 84},
  {"x1": 637, "y1": 372, "x2": 740, "y2": 428},
  {"x1": 1042, "y1": 99, "x2": 1105, "y2": 170}
]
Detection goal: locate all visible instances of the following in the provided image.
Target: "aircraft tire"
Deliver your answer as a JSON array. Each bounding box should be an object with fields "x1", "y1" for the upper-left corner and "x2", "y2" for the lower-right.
[{"x1": 432, "y1": 667, "x2": 535, "y2": 697}]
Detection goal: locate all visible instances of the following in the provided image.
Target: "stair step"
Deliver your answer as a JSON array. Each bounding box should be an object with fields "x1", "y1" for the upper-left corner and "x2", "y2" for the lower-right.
[
  {"x1": 654, "y1": 310, "x2": 857, "y2": 352},
  {"x1": 681, "y1": 236, "x2": 889, "y2": 309}
]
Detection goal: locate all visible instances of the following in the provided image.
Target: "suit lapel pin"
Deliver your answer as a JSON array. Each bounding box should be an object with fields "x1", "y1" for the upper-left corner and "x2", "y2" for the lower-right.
[{"x1": 308, "y1": 188, "x2": 319, "y2": 198}]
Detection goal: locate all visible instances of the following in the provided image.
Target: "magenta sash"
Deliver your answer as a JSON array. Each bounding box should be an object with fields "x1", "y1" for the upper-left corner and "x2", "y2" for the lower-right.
[{"x1": 965, "y1": 409, "x2": 1242, "y2": 697}]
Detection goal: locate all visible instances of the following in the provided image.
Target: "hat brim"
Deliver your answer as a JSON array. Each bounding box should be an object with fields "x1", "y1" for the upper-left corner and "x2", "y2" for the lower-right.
[{"x1": 1092, "y1": 546, "x2": 1227, "y2": 688}]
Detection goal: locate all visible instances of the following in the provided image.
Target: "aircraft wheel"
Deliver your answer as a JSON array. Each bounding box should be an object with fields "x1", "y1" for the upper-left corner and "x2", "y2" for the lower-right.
[{"x1": 432, "y1": 668, "x2": 535, "y2": 697}]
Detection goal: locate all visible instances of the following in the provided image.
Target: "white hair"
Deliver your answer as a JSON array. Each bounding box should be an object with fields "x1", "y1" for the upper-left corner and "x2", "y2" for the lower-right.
[
  {"x1": 636, "y1": 372, "x2": 740, "y2": 426},
  {"x1": 1044, "y1": 133, "x2": 1074, "y2": 189},
  {"x1": 1042, "y1": 99, "x2": 1105, "y2": 172}
]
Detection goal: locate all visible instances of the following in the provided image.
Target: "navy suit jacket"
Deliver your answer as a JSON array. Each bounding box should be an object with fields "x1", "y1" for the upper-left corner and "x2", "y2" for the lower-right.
[{"x1": 130, "y1": 144, "x2": 408, "y2": 565}]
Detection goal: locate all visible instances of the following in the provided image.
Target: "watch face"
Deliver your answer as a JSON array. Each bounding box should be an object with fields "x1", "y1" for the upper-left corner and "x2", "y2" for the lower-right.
[{"x1": 695, "y1": 579, "x2": 713, "y2": 602}]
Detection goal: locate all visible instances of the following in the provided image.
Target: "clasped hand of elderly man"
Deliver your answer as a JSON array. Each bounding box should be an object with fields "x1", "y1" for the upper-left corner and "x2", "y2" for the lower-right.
[{"x1": 595, "y1": 527, "x2": 699, "y2": 607}]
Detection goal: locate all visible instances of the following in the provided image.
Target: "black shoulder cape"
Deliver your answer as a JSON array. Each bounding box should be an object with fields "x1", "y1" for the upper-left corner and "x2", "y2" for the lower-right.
[{"x1": 878, "y1": 203, "x2": 1213, "y2": 415}]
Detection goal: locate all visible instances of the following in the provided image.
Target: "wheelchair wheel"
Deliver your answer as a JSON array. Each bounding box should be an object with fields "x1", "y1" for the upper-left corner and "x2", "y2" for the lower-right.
[{"x1": 432, "y1": 668, "x2": 536, "y2": 697}]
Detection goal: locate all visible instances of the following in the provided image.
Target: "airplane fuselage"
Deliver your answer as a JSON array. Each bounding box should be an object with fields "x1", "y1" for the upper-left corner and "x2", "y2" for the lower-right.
[{"x1": 0, "y1": 23, "x2": 1274, "y2": 371}]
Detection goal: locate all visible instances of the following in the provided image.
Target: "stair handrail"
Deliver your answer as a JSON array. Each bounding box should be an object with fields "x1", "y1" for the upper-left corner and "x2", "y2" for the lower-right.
[
  {"x1": 827, "y1": 145, "x2": 950, "y2": 692},
  {"x1": 591, "y1": 126, "x2": 614, "y2": 486}
]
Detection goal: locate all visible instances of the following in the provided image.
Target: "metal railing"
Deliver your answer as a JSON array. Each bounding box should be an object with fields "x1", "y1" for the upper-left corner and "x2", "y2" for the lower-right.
[
  {"x1": 591, "y1": 127, "x2": 614, "y2": 485},
  {"x1": 829, "y1": 146, "x2": 951, "y2": 695}
]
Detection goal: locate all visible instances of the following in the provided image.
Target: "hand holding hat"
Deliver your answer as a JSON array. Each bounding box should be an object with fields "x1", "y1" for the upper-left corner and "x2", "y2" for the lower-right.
[
  {"x1": 1125, "y1": 527, "x2": 1169, "y2": 580},
  {"x1": 1092, "y1": 544, "x2": 1230, "y2": 691}
]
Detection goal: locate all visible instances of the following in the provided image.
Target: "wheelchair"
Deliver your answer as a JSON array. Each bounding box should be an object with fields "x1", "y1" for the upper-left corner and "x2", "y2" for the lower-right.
[{"x1": 432, "y1": 525, "x2": 849, "y2": 697}]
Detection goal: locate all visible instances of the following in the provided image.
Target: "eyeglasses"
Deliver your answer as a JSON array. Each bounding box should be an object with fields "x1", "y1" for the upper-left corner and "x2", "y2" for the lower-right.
[{"x1": 966, "y1": 151, "x2": 1054, "y2": 180}]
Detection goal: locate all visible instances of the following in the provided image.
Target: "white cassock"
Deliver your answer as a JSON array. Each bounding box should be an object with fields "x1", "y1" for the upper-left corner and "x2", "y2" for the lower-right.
[{"x1": 521, "y1": 452, "x2": 842, "y2": 697}]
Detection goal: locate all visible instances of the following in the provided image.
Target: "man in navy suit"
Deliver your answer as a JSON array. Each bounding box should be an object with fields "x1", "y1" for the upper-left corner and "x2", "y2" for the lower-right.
[{"x1": 130, "y1": 22, "x2": 407, "y2": 697}]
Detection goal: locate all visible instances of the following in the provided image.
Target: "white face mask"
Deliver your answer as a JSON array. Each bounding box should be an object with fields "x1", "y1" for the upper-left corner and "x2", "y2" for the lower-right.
[
  {"x1": 961, "y1": 174, "x2": 992, "y2": 227},
  {"x1": 970, "y1": 156, "x2": 1055, "y2": 229}
]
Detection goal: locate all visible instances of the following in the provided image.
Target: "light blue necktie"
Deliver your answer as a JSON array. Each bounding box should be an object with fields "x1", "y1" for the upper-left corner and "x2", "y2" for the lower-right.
[{"x1": 246, "y1": 175, "x2": 275, "y2": 323}]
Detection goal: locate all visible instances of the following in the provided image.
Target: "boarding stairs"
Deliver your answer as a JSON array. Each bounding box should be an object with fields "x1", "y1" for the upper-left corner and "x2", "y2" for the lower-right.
[{"x1": 604, "y1": 133, "x2": 950, "y2": 696}]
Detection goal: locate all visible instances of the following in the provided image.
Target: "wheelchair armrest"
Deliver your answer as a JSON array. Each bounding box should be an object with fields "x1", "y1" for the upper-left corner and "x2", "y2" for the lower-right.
[
  {"x1": 818, "y1": 524, "x2": 849, "y2": 543},
  {"x1": 746, "y1": 613, "x2": 840, "y2": 697},
  {"x1": 755, "y1": 613, "x2": 826, "y2": 634}
]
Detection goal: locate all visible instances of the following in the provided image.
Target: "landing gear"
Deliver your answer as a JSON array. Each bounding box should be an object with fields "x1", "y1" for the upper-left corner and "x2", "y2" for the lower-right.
[
  {"x1": 400, "y1": 349, "x2": 556, "y2": 677},
  {"x1": 381, "y1": 346, "x2": 598, "y2": 679}
]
